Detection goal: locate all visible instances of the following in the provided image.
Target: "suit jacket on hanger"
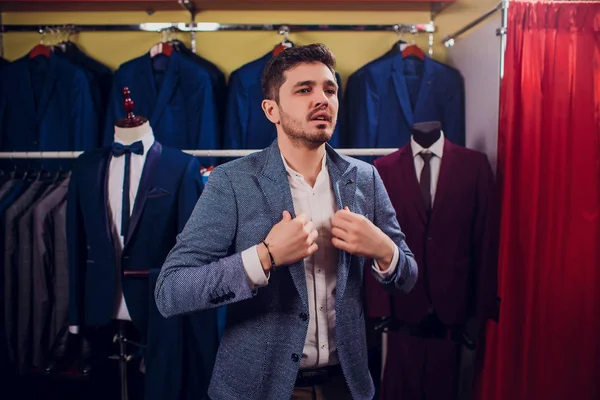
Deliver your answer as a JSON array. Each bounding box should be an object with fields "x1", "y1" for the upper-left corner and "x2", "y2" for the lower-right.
[
  {"x1": 341, "y1": 47, "x2": 465, "y2": 162},
  {"x1": 103, "y1": 51, "x2": 221, "y2": 166},
  {"x1": 67, "y1": 141, "x2": 220, "y2": 400},
  {"x1": 366, "y1": 139, "x2": 498, "y2": 327},
  {"x1": 0, "y1": 53, "x2": 98, "y2": 152},
  {"x1": 224, "y1": 50, "x2": 344, "y2": 151}
]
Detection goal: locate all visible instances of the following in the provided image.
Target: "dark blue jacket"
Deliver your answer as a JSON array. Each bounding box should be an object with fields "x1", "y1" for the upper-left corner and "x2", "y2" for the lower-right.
[
  {"x1": 341, "y1": 47, "x2": 465, "y2": 160},
  {"x1": 104, "y1": 51, "x2": 220, "y2": 166},
  {"x1": 0, "y1": 53, "x2": 98, "y2": 151},
  {"x1": 224, "y1": 50, "x2": 344, "y2": 151},
  {"x1": 67, "y1": 142, "x2": 220, "y2": 399}
]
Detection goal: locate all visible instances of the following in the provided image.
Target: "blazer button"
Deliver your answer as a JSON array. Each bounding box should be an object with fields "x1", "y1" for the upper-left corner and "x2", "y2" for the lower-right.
[
  {"x1": 291, "y1": 353, "x2": 300, "y2": 362},
  {"x1": 299, "y1": 312, "x2": 308, "y2": 321},
  {"x1": 428, "y1": 235, "x2": 433, "y2": 241}
]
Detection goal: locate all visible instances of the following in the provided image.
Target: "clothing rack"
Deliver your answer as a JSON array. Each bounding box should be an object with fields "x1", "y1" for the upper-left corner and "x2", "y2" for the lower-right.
[
  {"x1": 0, "y1": 148, "x2": 400, "y2": 159},
  {"x1": 0, "y1": 21, "x2": 436, "y2": 55},
  {"x1": 442, "y1": 0, "x2": 507, "y2": 47}
]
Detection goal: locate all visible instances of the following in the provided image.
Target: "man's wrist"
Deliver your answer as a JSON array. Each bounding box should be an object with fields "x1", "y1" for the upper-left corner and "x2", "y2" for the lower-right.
[
  {"x1": 375, "y1": 236, "x2": 396, "y2": 271},
  {"x1": 258, "y1": 242, "x2": 272, "y2": 274}
]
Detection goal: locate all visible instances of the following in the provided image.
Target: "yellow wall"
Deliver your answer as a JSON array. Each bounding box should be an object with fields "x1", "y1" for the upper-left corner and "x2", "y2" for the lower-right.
[{"x1": 1, "y1": 0, "x2": 501, "y2": 84}]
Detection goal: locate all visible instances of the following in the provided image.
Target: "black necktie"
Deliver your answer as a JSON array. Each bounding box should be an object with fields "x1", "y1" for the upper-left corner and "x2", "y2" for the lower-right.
[
  {"x1": 111, "y1": 141, "x2": 144, "y2": 238},
  {"x1": 419, "y1": 152, "x2": 433, "y2": 213}
]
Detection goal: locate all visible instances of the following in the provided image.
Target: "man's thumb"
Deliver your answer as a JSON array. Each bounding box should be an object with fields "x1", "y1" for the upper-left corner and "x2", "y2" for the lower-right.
[{"x1": 282, "y1": 210, "x2": 292, "y2": 221}]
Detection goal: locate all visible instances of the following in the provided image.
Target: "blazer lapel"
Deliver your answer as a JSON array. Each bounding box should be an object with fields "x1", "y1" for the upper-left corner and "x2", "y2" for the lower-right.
[
  {"x1": 399, "y1": 146, "x2": 428, "y2": 224},
  {"x1": 151, "y1": 52, "x2": 180, "y2": 127},
  {"x1": 97, "y1": 148, "x2": 114, "y2": 251},
  {"x1": 139, "y1": 54, "x2": 159, "y2": 122},
  {"x1": 326, "y1": 145, "x2": 356, "y2": 303},
  {"x1": 391, "y1": 55, "x2": 414, "y2": 127},
  {"x1": 35, "y1": 54, "x2": 58, "y2": 124},
  {"x1": 124, "y1": 141, "x2": 162, "y2": 247},
  {"x1": 257, "y1": 141, "x2": 308, "y2": 309},
  {"x1": 431, "y1": 139, "x2": 456, "y2": 221},
  {"x1": 413, "y1": 56, "x2": 435, "y2": 122}
]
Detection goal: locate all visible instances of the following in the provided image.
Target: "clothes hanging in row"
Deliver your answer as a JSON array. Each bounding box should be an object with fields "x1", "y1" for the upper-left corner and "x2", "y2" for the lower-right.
[
  {"x1": 0, "y1": 169, "x2": 71, "y2": 374},
  {"x1": 340, "y1": 44, "x2": 466, "y2": 161},
  {"x1": 0, "y1": 50, "x2": 99, "y2": 152},
  {"x1": 103, "y1": 41, "x2": 225, "y2": 167}
]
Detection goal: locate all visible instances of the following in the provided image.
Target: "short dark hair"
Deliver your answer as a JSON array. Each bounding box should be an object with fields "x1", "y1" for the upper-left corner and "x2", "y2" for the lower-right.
[{"x1": 261, "y1": 43, "x2": 336, "y2": 103}]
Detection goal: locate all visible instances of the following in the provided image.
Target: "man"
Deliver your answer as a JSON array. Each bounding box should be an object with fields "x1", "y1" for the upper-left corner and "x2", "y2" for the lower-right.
[{"x1": 155, "y1": 44, "x2": 418, "y2": 400}]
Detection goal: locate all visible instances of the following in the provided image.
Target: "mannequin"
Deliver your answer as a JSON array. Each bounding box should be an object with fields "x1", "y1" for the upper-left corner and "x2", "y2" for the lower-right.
[
  {"x1": 61, "y1": 87, "x2": 220, "y2": 400},
  {"x1": 367, "y1": 120, "x2": 498, "y2": 400},
  {"x1": 412, "y1": 120, "x2": 442, "y2": 149}
]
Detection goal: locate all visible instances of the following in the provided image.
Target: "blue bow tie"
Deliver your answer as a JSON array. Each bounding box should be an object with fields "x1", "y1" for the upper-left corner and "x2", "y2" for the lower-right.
[{"x1": 111, "y1": 141, "x2": 144, "y2": 157}]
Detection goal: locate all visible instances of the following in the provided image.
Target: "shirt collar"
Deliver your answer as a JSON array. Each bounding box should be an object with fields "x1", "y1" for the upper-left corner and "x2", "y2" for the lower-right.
[
  {"x1": 411, "y1": 130, "x2": 445, "y2": 159},
  {"x1": 281, "y1": 152, "x2": 327, "y2": 179},
  {"x1": 114, "y1": 128, "x2": 155, "y2": 155}
]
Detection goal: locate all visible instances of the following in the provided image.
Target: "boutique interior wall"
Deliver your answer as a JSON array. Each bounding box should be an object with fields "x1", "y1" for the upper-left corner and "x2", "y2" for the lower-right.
[{"x1": 1, "y1": 0, "x2": 499, "y2": 87}]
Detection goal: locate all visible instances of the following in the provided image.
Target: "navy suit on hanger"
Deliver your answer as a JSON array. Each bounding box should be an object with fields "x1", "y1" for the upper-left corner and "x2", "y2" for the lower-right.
[
  {"x1": 0, "y1": 53, "x2": 98, "y2": 151},
  {"x1": 104, "y1": 51, "x2": 220, "y2": 166},
  {"x1": 224, "y1": 50, "x2": 343, "y2": 151},
  {"x1": 67, "y1": 141, "x2": 220, "y2": 400},
  {"x1": 340, "y1": 46, "x2": 465, "y2": 161}
]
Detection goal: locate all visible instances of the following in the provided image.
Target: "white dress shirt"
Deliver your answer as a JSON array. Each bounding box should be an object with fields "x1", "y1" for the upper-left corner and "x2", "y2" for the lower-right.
[
  {"x1": 107, "y1": 130, "x2": 156, "y2": 321},
  {"x1": 411, "y1": 131, "x2": 445, "y2": 204},
  {"x1": 242, "y1": 153, "x2": 399, "y2": 369}
]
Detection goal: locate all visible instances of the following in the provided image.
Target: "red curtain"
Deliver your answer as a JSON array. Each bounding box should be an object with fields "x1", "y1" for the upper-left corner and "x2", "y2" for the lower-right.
[{"x1": 480, "y1": 2, "x2": 600, "y2": 400}]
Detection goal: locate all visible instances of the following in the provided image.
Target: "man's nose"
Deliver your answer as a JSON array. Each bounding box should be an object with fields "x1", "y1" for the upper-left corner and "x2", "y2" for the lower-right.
[{"x1": 313, "y1": 90, "x2": 330, "y2": 108}]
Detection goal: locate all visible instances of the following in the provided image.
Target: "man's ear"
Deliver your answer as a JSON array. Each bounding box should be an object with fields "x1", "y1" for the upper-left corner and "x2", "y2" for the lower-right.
[{"x1": 262, "y1": 99, "x2": 281, "y2": 125}]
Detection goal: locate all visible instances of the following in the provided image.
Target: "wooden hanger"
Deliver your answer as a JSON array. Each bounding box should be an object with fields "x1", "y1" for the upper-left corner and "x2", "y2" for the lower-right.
[
  {"x1": 401, "y1": 44, "x2": 425, "y2": 61},
  {"x1": 29, "y1": 28, "x2": 52, "y2": 59},
  {"x1": 273, "y1": 26, "x2": 293, "y2": 56}
]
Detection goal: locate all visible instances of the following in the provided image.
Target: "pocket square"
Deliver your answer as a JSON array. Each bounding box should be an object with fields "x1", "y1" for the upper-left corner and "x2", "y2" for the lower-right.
[{"x1": 147, "y1": 186, "x2": 170, "y2": 198}]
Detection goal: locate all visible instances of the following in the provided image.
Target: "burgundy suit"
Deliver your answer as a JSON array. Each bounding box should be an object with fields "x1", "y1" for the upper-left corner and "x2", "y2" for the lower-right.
[{"x1": 366, "y1": 139, "x2": 499, "y2": 399}]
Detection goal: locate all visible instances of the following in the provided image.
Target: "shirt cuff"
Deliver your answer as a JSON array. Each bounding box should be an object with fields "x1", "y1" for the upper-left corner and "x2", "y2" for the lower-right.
[
  {"x1": 372, "y1": 245, "x2": 400, "y2": 279},
  {"x1": 69, "y1": 325, "x2": 80, "y2": 335},
  {"x1": 242, "y1": 245, "x2": 270, "y2": 289}
]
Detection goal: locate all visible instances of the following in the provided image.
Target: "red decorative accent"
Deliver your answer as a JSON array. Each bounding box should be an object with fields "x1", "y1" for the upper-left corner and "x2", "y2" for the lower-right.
[
  {"x1": 401, "y1": 44, "x2": 425, "y2": 60},
  {"x1": 29, "y1": 44, "x2": 51, "y2": 59},
  {"x1": 123, "y1": 270, "x2": 149, "y2": 278},
  {"x1": 115, "y1": 87, "x2": 148, "y2": 128},
  {"x1": 272, "y1": 44, "x2": 287, "y2": 56}
]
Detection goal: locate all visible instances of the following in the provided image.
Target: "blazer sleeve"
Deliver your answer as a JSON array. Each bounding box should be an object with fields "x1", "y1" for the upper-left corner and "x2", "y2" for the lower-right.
[
  {"x1": 369, "y1": 165, "x2": 418, "y2": 295},
  {"x1": 66, "y1": 165, "x2": 87, "y2": 326},
  {"x1": 155, "y1": 167, "x2": 256, "y2": 318},
  {"x1": 473, "y1": 155, "x2": 499, "y2": 324},
  {"x1": 223, "y1": 70, "x2": 247, "y2": 150}
]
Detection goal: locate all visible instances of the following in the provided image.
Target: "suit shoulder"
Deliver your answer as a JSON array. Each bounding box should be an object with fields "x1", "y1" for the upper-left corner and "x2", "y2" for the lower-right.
[
  {"x1": 231, "y1": 53, "x2": 270, "y2": 78},
  {"x1": 160, "y1": 146, "x2": 198, "y2": 170},
  {"x1": 114, "y1": 54, "x2": 147, "y2": 75},
  {"x1": 372, "y1": 146, "x2": 410, "y2": 170},
  {"x1": 215, "y1": 148, "x2": 267, "y2": 177},
  {"x1": 449, "y1": 143, "x2": 490, "y2": 166}
]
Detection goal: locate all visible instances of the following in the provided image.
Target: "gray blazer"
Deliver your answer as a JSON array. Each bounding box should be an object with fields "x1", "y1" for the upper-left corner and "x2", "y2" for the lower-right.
[{"x1": 155, "y1": 141, "x2": 418, "y2": 400}]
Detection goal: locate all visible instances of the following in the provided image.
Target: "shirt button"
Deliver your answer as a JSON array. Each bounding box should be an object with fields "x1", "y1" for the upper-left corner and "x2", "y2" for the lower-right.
[
  {"x1": 291, "y1": 353, "x2": 300, "y2": 362},
  {"x1": 299, "y1": 312, "x2": 308, "y2": 321},
  {"x1": 320, "y1": 307, "x2": 324, "y2": 312},
  {"x1": 428, "y1": 235, "x2": 433, "y2": 241},
  {"x1": 321, "y1": 345, "x2": 325, "y2": 349}
]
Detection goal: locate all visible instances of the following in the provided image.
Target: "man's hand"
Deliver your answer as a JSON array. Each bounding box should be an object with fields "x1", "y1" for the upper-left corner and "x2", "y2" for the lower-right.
[
  {"x1": 259, "y1": 211, "x2": 318, "y2": 273},
  {"x1": 331, "y1": 207, "x2": 396, "y2": 271}
]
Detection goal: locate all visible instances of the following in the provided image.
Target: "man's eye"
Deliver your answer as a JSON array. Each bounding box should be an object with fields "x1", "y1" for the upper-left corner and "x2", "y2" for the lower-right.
[{"x1": 297, "y1": 88, "x2": 310, "y2": 93}]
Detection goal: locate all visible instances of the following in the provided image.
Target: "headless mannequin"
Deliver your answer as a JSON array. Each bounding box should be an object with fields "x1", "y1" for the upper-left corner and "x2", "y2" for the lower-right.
[
  {"x1": 69, "y1": 120, "x2": 152, "y2": 336},
  {"x1": 412, "y1": 120, "x2": 442, "y2": 149}
]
